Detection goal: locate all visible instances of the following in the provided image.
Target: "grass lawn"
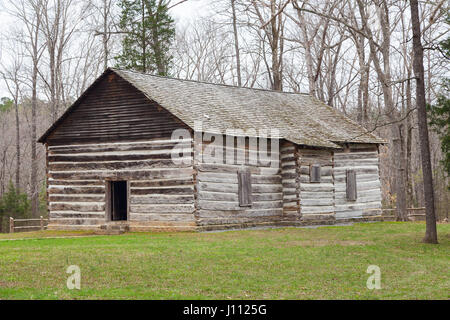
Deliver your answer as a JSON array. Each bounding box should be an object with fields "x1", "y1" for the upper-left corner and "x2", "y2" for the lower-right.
[{"x1": 0, "y1": 222, "x2": 448, "y2": 299}]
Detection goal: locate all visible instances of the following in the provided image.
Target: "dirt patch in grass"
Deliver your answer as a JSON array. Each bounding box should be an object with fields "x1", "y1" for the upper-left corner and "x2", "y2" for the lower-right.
[
  {"x1": 0, "y1": 230, "x2": 101, "y2": 240},
  {"x1": 0, "y1": 280, "x2": 19, "y2": 288}
]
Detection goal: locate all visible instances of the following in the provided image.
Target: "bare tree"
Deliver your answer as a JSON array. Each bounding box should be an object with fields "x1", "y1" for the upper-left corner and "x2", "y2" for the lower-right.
[
  {"x1": 289, "y1": 0, "x2": 340, "y2": 98},
  {"x1": 410, "y1": 0, "x2": 438, "y2": 243},
  {"x1": 172, "y1": 20, "x2": 234, "y2": 83},
  {"x1": 231, "y1": 0, "x2": 242, "y2": 86},
  {"x1": 92, "y1": 0, "x2": 116, "y2": 70},
  {"x1": 356, "y1": 0, "x2": 409, "y2": 220},
  {"x1": 40, "y1": 0, "x2": 91, "y2": 121},
  {"x1": 209, "y1": 0, "x2": 265, "y2": 87},
  {"x1": 1, "y1": 54, "x2": 24, "y2": 190},
  {"x1": 346, "y1": 0, "x2": 370, "y2": 124},
  {"x1": 249, "y1": 0, "x2": 287, "y2": 91},
  {"x1": 287, "y1": 0, "x2": 409, "y2": 220},
  {"x1": 8, "y1": 0, "x2": 46, "y2": 218}
]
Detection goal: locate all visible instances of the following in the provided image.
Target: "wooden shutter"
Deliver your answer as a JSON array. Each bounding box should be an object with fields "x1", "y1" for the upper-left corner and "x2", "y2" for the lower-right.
[
  {"x1": 238, "y1": 168, "x2": 252, "y2": 206},
  {"x1": 346, "y1": 169, "x2": 357, "y2": 201},
  {"x1": 310, "y1": 164, "x2": 321, "y2": 183}
]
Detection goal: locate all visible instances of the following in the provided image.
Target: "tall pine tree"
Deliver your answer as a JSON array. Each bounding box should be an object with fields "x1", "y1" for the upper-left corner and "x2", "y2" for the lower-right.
[{"x1": 116, "y1": 0, "x2": 175, "y2": 75}]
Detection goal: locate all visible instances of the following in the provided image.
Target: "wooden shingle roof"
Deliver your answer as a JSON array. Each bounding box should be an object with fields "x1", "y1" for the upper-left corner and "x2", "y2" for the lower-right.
[{"x1": 39, "y1": 68, "x2": 384, "y2": 148}]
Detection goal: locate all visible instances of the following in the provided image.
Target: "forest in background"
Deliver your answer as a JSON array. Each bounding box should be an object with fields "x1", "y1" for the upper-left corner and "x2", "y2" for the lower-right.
[{"x1": 0, "y1": 0, "x2": 448, "y2": 234}]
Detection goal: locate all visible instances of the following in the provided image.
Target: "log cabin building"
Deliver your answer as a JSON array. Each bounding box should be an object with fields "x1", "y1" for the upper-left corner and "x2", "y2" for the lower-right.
[{"x1": 38, "y1": 68, "x2": 385, "y2": 232}]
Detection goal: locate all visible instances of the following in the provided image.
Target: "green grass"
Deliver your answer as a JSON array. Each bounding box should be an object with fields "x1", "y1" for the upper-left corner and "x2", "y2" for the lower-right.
[{"x1": 0, "y1": 222, "x2": 448, "y2": 299}]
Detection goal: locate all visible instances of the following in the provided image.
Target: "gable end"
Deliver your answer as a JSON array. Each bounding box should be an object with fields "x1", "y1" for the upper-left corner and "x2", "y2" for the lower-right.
[{"x1": 40, "y1": 70, "x2": 189, "y2": 145}]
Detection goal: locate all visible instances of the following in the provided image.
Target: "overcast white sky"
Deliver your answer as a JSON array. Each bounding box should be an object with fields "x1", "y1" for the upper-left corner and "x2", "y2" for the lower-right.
[
  {"x1": 0, "y1": 0, "x2": 212, "y2": 98},
  {"x1": 171, "y1": 0, "x2": 211, "y2": 23}
]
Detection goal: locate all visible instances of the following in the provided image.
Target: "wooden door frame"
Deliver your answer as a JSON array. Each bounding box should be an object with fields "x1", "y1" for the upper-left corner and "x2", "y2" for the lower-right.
[{"x1": 105, "y1": 179, "x2": 130, "y2": 222}]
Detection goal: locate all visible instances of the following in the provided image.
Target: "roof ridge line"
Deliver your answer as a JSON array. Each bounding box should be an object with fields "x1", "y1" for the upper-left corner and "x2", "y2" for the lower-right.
[{"x1": 111, "y1": 67, "x2": 311, "y2": 96}]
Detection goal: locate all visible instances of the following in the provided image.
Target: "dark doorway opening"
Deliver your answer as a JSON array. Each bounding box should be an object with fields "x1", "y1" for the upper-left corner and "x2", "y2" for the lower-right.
[{"x1": 108, "y1": 181, "x2": 128, "y2": 221}]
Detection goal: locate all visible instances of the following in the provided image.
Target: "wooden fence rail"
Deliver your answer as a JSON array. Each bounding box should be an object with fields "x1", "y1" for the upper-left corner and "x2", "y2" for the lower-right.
[
  {"x1": 9, "y1": 216, "x2": 49, "y2": 233},
  {"x1": 381, "y1": 207, "x2": 426, "y2": 221},
  {"x1": 7, "y1": 208, "x2": 427, "y2": 233}
]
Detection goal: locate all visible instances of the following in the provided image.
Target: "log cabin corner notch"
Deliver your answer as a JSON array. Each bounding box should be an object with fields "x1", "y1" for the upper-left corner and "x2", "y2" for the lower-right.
[{"x1": 38, "y1": 68, "x2": 386, "y2": 232}]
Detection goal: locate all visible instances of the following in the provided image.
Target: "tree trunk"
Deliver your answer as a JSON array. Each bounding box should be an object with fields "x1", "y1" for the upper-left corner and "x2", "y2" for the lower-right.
[
  {"x1": 231, "y1": 0, "x2": 242, "y2": 87},
  {"x1": 1, "y1": 149, "x2": 6, "y2": 195},
  {"x1": 356, "y1": 35, "x2": 364, "y2": 124},
  {"x1": 410, "y1": 0, "x2": 438, "y2": 243},
  {"x1": 327, "y1": 37, "x2": 342, "y2": 107},
  {"x1": 31, "y1": 2, "x2": 41, "y2": 219},
  {"x1": 395, "y1": 123, "x2": 408, "y2": 221},
  {"x1": 356, "y1": 39, "x2": 370, "y2": 125},
  {"x1": 269, "y1": 0, "x2": 282, "y2": 91},
  {"x1": 103, "y1": 0, "x2": 109, "y2": 70},
  {"x1": 304, "y1": 42, "x2": 316, "y2": 96},
  {"x1": 141, "y1": 0, "x2": 146, "y2": 73},
  {"x1": 251, "y1": 0, "x2": 283, "y2": 91},
  {"x1": 406, "y1": 75, "x2": 414, "y2": 207},
  {"x1": 14, "y1": 92, "x2": 20, "y2": 191},
  {"x1": 31, "y1": 62, "x2": 39, "y2": 218}
]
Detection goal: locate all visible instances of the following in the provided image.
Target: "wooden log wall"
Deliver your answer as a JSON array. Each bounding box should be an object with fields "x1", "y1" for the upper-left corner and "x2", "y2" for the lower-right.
[
  {"x1": 47, "y1": 138, "x2": 196, "y2": 231},
  {"x1": 44, "y1": 71, "x2": 199, "y2": 231},
  {"x1": 333, "y1": 145, "x2": 382, "y2": 220},
  {"x1": 297, "y1": 147, "x2": 335, "y2": 222},
  {"x1": 280, "y1": 141, "x2": 300, "y2": 220},
  {"x1": 194, "y1": 134, "x2": 283, "y2": 230}
]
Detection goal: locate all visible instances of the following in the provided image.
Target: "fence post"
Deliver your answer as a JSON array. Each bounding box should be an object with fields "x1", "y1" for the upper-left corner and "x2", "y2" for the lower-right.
[
  {"x1": 40, "y1": 216, "x2": 44, "y2": 231},
  {"x1": 9, "y1": 217, "x2": 14, "y2": 233}
]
